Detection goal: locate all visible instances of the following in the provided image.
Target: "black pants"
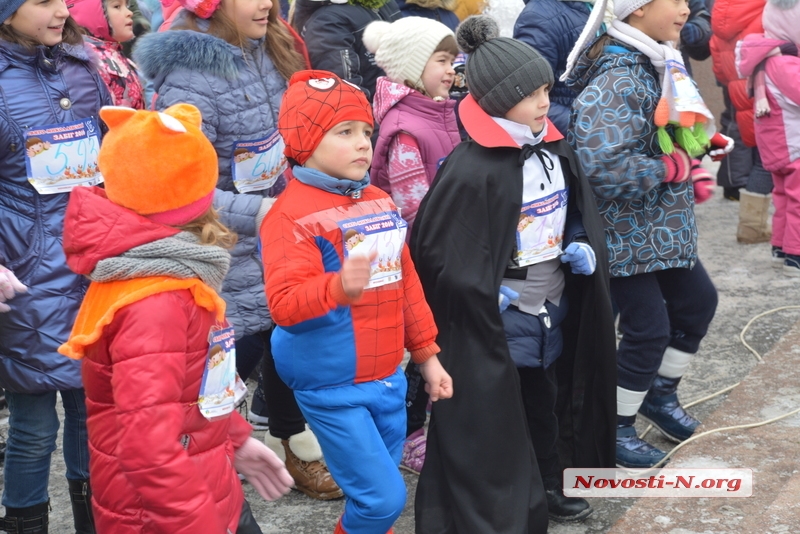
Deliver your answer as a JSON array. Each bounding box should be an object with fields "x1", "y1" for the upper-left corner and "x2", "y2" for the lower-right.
[
  {"x1": 237, "y1": 500, "x2": 262, "y2": 534},
  {"x1": 518, "y1": 364, "x2": 561, "y2": 487},
  {"x1": 405, "y1": 361, "x2": 429, "y2": 437},
  {"x1": 259, "y1": 329, "x2": 306, "y2": 440},
  {"x1": 612, "y1": 261, "x2": 718, "y2": 392}
]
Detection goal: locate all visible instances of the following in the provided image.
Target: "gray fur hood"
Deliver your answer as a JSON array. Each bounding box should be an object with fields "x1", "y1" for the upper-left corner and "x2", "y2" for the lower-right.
[{"x1": 133, "y1": 29, "x2": 254, "y2": 92}]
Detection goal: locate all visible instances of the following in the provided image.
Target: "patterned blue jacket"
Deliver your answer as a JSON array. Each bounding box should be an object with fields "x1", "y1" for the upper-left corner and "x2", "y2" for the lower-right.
[{"x1": 566, "y1": 41, "x2": 697, "y2": 278}]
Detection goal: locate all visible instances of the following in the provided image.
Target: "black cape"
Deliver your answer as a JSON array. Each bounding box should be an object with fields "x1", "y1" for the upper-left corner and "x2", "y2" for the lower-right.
[{"x1": 410, "y1": 106, "x2": 617, "y2": 533}]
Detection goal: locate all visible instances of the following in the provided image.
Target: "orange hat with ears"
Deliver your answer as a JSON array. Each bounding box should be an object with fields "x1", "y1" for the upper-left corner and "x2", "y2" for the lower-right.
[{"x1": 98, "y1": 104, "x2": 218, "y2": 226}]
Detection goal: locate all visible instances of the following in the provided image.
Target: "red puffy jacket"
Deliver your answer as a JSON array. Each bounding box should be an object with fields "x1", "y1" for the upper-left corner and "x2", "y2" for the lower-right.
[
  {"x1": 62, "y1": 187, "x2": 253, "y2": 534},
  {"x1": 710, "y1": 0, "x2": 765, "y2": 147}
]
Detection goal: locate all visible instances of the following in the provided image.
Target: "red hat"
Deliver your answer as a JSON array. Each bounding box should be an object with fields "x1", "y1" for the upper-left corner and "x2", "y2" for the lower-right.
[{"x1": 278, "y1": 70, "x2": 373, "y2": 166}]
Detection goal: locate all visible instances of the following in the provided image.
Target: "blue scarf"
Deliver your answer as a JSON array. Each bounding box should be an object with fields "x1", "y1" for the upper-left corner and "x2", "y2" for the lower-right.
[{"x1": 292, "y1": 166, "x2": 370, "y2": 196}]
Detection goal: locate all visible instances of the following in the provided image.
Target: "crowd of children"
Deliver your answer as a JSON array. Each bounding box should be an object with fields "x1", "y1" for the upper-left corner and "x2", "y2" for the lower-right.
[{"x1": 1, "y1": 0, "x2": 797, "y2": 532}]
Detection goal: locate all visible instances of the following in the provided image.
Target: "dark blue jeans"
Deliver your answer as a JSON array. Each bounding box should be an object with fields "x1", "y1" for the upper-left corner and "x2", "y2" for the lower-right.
[
  {"x1": 2, "y1": 388, "x2": 90, "y2": 508},
  {"x1": 612, "y1": 260, "x2": 718, "y2": 392}
]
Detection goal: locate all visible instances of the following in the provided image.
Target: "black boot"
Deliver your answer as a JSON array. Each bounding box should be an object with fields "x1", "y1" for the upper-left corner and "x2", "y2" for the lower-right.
[
  {"x1": 68, "y1": 479, "x2": 95, "y2": 534},
  {"x1": 1, "y1": 501, "x2": 49, "y2": 534},
  {"x1": 543, "y1": 476, "x2": 592, "y2": 522}
]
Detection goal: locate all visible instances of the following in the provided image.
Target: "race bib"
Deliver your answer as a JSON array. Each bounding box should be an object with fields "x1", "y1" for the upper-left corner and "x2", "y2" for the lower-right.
[
  {"x1": 666, "y1": 60, "x2": 712, "y2": 117},
  {"x1": 231, "y1": 129, "x2": 288, "y2": 193},
  {"x1": 514, "y1": 188, "x2": 569, "y2": 267},
  {"x1": 339, "y1": 211, "x2": 407, "y2": 289},
  {"x1": 198, "y1": 322, "x2": 245, "y2": 420},
  {"x1": 25, "y1": 118, "x2": 103, "y2": 195}
]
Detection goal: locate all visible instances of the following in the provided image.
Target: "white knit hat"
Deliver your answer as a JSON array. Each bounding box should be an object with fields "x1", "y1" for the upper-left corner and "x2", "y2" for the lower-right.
[
  {"x1": 614, "y1": 0, "x2": 651, "y2": 21},
  {"x1": 561, "y1": 0, "x2": 653, "y2": 81},
  {"x1": 363, "y1": 17, "x2": 456, "y2": 89}
]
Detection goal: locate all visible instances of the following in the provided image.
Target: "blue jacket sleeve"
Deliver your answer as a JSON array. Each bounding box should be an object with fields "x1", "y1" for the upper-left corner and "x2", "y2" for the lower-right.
[
  {"x1": 568, "y1": 64, "x2": 666, "y2": 201},
  {"x1": 681, "y1": 0, "x2": 712, "y2": 61},
  {"x1": 303, "y1": 11, "x2": 365, "y2": 96},
  {"x1": 213, "y1": 189, "x2": 263, "y2": 237}
]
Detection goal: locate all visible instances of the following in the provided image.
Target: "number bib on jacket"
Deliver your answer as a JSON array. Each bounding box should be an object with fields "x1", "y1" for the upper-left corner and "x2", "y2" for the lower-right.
[
  {"x1": 198, "y1": 322, "x2": 247, "y2": 420},
  {"x1": 514, "y1": 188, "x2": 569, "y2": 267},
  {"x1": 231, "y1": 130, "x2": 288, "y2": 193},
  {"x1": 25, "y1": 118, "x2": 103, "y2": 194},
  {"x1": 339, "y1": 210, "x2": 407, "y2": 289}
]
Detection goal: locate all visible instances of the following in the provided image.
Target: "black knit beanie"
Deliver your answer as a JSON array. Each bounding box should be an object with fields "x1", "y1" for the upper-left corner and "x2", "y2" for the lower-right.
[{"x1": 457, "y1": 15, "x2": 554, "y2": 117}]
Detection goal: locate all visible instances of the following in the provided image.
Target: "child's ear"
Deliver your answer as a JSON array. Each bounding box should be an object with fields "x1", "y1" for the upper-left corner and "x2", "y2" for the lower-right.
[{"x1": 99, "y1": 106, "x2": 137, "y2": 129}]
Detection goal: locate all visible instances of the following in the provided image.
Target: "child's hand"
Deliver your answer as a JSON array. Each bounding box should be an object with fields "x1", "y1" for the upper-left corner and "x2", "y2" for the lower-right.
[
  {"x1": 340, "y1": 251, "x2": 377, "y2": 300},
  {"x1": 560, "y1": 242, "x2": 596, "y2": 276},
  {"x1": 0, "y1": 266, "x2": 27, "y2": 313},
  {"x1": 708, "y1": 133, "x2": 734, "y2": 161},
  {"x1": 234, "y1": 437, "x2": 294, "y2": 501},
  {"x1": 419, "y1": 354, "x2": 453, "y2": 402},
  {"x1": 690, "y1": 160, "x2": 715, "y2": 204}
]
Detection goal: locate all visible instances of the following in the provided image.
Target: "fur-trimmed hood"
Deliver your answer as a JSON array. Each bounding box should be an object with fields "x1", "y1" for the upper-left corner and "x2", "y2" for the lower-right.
[{"x1": 133, "y1": 29, "x2": 259, "y2": 92}]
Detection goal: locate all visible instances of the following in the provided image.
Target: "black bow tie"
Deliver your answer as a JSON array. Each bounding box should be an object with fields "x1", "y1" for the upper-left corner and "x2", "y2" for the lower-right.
[{"x1": 518, "y1": 144, "x2": 554, "y2": 184}]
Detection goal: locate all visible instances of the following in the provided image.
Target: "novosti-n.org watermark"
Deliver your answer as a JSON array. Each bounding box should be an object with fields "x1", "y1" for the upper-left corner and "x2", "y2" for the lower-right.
[{"x1": 563, "y1": 468, "x2": 753, "y2": 498}]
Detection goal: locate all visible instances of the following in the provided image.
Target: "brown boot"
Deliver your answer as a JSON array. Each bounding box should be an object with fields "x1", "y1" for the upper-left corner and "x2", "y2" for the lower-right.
[
  {"x1": 737, "y1": 190, "x2": 772, "y2": 244},
  {"x1": 265, "y1": 428, "x2": 343, "y2": 500}
]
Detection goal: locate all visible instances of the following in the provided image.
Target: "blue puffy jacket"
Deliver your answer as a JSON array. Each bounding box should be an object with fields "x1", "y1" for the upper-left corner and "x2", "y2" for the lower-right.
[
  {"x1": 134, "y1": 21, "x2": 287, "y2": 338},
  {"x1": 513, "y1": 0, "x2": 593, "y2": 135},
  {"x1": 0, "y1": 40, "x2": 112, "y2": 393}
]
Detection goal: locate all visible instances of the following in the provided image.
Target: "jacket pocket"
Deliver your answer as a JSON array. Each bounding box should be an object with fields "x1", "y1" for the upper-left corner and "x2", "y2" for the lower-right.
[{"x1": 0, "y1": 181, "x2": 43, "y2": 284}]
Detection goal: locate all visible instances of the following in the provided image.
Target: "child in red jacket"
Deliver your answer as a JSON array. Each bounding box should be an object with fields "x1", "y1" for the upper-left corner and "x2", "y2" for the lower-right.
[
  {"x1": 262, "y1": 70, "x2": 453, "y2": 534},
  {"x1": 59, "y1": 104, "x2": 293, "y2": 534}
]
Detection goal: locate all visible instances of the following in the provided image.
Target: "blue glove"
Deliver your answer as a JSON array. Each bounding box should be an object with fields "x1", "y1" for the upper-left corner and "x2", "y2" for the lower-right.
[
  {"x1": 498, "y1": 285, "x2": 519, "y2": 313},
  {"x1": 560, "y1": 242, "x2": 596, "y2": 276}
]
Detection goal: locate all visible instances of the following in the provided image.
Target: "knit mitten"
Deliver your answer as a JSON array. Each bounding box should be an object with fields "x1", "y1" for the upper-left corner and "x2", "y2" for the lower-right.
[
  {"x1": 690, "y1": 160, "x2": 714, "y2": 204},
  {"x1": 661, "y1": 147, "x2": 691, "y2": 183}
]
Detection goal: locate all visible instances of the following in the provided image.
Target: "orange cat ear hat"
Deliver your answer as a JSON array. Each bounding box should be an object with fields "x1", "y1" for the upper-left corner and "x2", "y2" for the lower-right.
[{"x1": 98, "y1": 104, "x2": 218, "y2": 226}]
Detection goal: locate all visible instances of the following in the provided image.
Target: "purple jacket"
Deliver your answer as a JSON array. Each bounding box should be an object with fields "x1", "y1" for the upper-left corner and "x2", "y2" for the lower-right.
[{"x1": 371, "y1": 77, "x2": 460, "y2": 194}]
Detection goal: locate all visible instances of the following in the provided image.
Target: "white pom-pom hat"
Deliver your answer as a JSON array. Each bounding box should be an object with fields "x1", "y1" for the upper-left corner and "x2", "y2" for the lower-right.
[{"x1": 363, "y1": 17, "x2": 456, "y2": 90}]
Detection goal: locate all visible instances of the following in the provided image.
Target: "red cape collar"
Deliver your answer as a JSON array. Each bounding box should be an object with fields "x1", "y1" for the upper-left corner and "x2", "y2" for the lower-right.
[{"x1": 458, "y1": 94, "x2": 564, "y2": 148}]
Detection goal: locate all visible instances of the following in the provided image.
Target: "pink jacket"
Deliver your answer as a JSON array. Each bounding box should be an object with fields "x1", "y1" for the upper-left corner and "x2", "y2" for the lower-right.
[{"x1": 736, "y1": 34, "x2": 800, "y2": 171}]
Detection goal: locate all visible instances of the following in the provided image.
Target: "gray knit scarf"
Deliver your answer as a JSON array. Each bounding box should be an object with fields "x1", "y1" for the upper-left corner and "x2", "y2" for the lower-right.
[{"x1": 89, "y1": 232, "x2": 230, "y2": 291}]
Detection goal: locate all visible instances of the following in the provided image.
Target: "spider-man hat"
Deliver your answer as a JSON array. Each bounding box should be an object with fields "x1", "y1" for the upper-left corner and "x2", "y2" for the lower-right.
[{"x1": 278, "y1": 70, "x2": 373, "y2": 166}]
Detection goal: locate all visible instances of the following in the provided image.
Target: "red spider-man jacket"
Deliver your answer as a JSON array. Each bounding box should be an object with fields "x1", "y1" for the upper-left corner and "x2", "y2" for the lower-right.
[{"x1": 261, "y1": 179, "x2": 439, "y2": 390}]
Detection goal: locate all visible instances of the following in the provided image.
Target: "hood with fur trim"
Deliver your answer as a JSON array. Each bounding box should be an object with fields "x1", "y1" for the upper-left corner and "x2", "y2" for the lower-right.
[{"x1": 133, "y1": 28, "x2": 252, "y2": 92}]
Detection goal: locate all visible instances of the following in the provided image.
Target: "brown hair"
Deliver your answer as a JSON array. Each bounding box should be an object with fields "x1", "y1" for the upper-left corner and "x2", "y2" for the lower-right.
[
  {"x1": 174, "y1": 0, "x2": 306, "y2": 81},
  {"x1": 26, "y1": 137, "x2": 43, "y2": 148},
  {"x1": 435, "y1": 34, "x2": 458, "y2": 57},
  {"x1": 0, "y1": 16, "x2": 84, "y2": 49},
  {"x1": 179, "y1": 206, "x2": 238, "y2": 249},
  {"x1": 587, "y1": 34, "x2": 614, "y2": 60}
]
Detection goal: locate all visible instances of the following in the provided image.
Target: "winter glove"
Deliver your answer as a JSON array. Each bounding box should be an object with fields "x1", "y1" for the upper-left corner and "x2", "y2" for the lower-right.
[
  {"x1": 691, "y1": 160, "x2": 715, "y2": 204},
  {"x1": 680, "y1": 17, "x2": 711, "y2": 48},
  {"x1": 708, "y1": 133, "x2": 734, "y2": 162},
  {"x1": 560, "y1": 242, "x2": 596, "y2": 276},
  {"x1": 0, "y1": 266, "x2": 27, "y2": 313},
  {"x1": 234, "y1": 437, "x2": 294, "y2": 502},
  {"x1": 498, "y1": 285, "x2": 519, "y2": 313},
  {"x1": 661, "y1": 147, "x2": 691, "y2": 182}
]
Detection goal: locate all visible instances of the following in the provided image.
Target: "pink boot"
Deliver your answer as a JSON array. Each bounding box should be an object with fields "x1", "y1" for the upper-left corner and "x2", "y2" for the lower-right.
[{"x1": 400, "y1": 428, "x2": 426, "y2": 475}]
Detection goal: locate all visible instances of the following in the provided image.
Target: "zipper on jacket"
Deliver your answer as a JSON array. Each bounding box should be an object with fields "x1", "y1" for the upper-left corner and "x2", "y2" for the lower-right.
[{"x1": 180, "y1": 434, "x2": 190, "y2": 450}]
